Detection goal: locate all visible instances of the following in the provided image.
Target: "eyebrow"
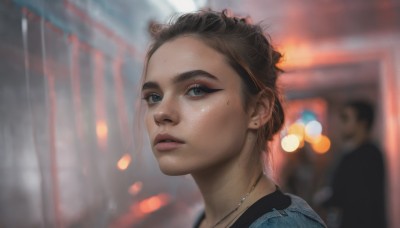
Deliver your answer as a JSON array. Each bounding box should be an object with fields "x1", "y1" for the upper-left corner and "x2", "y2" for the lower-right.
[{"x1": 141, "y1": 70, "x2": 219, "y2": 91}]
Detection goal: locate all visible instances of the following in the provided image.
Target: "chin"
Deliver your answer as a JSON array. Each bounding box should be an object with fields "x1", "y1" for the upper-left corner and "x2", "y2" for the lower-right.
[
  {"x1": 158, "y1": 164, "x2": 191, "y2": 176},
  {"x1": 342, "y1": 133, "x2": 354, "y2": 141}
]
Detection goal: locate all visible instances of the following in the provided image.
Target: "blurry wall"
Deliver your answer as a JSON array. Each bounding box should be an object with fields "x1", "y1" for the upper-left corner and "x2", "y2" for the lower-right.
[{"x1": 0, "y1": 0, "x2": 205, "y2": 227}]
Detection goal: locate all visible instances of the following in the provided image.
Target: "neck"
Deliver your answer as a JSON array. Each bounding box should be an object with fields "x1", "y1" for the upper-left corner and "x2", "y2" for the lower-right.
[
  {"x1": 192, "y1": 152, "x2": 275, "y2": 227},
  {"x1": 191, "y1": 131, "x2": 277, "y2": 227},
  {"x1": 347, "y1": 129, "x2": 370, "y2": 149}
]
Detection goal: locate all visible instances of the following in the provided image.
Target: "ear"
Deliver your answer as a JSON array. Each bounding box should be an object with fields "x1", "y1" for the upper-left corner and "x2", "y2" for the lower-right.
[{"x1": 248, "y1": 89, "x2": 274, "y2": 130}]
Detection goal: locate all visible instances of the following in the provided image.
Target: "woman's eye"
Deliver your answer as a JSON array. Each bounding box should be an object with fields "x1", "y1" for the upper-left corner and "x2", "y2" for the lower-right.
[
  {"x1": 186, "y1": 85, "x2": 222, "y2": 97},
  {"x1": 187, "y1": 86, "x2": 206, "y2": 97},
  {"x1": 143, "y1": 93, "x2": 162, "y2": 105}
]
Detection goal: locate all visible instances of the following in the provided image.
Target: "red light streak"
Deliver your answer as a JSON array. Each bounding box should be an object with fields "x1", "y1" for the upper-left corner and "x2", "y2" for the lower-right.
[{"x1": 138, "y1": 194, "x2": 169, "y2": 214}]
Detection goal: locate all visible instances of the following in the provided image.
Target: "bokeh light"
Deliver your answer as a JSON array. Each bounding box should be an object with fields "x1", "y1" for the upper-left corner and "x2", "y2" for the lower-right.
[
  {"x1": 300, "y1": 110, "x2": 317, "y2": 123},
  {"x1": 129, "y1": 182, "x2": 143, "y2": 195},
  {"x1": 96, "y1": 121, "x2": 108, "y2": 139},
  {"x1": 311, "y1": 135, "x2": 331, "y2": 154},
  {"x1": 281, "y1": 134, "x2": 300, "y2": 152},
  {"x1": 138, "y1": 194, "x2": 170, "y2": 214},
  {"x1": 288, "y1": 122, "x2": 305, "y2": 142},
  {"x1": 305, "y1": 120, "x2": 322, "y2": 137},
  {"x1": 117, "y1": 154, "x2": 132, "y2": 170}
]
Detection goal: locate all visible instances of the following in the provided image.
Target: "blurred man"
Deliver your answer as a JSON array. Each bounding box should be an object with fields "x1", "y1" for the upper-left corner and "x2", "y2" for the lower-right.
[{"x1": 317, "y1": 100, "x2": 386, "y2": 228}]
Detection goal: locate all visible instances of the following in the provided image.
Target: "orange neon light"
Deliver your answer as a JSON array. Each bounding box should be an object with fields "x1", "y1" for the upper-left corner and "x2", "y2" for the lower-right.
[
  {"x1": 138, "y1": 194, "x2": 170, "y2": 214},
  {"x1": 129, "y1": 182, "x2": 143, "y2": 195},
  {"x1": 117, "y1": 154, "x2": 132, "y2": 170},
  {"x1": 96, "y1": 121, "x2": 108, "y2": 140}
]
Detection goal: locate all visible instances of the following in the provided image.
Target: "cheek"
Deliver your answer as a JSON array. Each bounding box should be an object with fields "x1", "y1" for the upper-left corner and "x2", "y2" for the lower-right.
[
  {"x1": 144, "y1": 110, "x2": 154, "y2": 134},
  {"x1": 342, "y1": 121, "x2": 355, "y2": 134},
  {"x1": 183, "y1": 98, "x2": 248, "y2": 148}
]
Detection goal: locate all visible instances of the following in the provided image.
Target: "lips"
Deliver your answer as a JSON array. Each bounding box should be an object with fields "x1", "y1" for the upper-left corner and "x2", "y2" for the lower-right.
[{"x1": 153, "y1": 133, "x2": 185, "y2": 151}]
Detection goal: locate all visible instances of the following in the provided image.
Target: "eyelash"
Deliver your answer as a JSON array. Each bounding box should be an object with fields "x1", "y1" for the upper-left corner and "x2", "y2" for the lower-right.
[
  {"x1": 186, "y1": 84, "x2": 221, "y2": 97},
  {"x1": 142, "y1": 93, "x2": 162, "y2": 105},
  {"x1": 142, "y1": 84, "x2": 221, "y2": 105}
]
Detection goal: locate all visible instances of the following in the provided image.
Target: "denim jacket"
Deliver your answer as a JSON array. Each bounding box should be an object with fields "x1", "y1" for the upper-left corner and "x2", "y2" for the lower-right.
[{"x1": 249, "y1": 194, "x2": 327, "y2": 228}]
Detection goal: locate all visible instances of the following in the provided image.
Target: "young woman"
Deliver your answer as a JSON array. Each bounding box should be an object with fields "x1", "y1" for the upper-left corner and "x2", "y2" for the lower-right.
[{"x1": 141, "y1": 9, "x2": 326, "y2": 228}]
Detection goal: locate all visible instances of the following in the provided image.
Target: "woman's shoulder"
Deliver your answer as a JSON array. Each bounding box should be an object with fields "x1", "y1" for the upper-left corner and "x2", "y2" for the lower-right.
[{"x1": 249, "y1": 194, "x2": 327, "y2": 228}]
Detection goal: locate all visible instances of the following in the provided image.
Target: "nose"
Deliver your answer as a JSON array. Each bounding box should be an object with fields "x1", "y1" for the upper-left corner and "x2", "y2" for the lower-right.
[{"x1": 153, "y1": 97, "x2": 179, "y2": 126}]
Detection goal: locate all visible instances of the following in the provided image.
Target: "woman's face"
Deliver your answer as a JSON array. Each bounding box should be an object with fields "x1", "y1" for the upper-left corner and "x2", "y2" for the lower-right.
[{"x1": 142, "y1": 36, "x2": 253, "y2": 175}]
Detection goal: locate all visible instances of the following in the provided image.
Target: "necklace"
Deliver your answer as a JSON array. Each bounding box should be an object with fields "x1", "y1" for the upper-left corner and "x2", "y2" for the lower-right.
[{"x1": 211, "y1": 172, "x2": 264, "y2": 228}]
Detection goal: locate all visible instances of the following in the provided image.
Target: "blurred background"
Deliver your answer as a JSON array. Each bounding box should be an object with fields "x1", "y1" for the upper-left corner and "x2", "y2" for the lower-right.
[{"x1": 0, "y1": 0, "x2": 399, "y2": 227}]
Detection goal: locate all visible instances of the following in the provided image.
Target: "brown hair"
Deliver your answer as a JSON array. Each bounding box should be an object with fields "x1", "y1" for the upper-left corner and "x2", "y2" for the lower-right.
[{"x1": 145, "y1": 9, "x2": 285, "y2": 153}]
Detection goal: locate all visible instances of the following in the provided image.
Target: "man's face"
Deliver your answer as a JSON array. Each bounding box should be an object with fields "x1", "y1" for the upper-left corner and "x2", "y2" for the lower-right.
[{"x1": 339, "y1": 107, "x2": 359, "y2": 140}]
